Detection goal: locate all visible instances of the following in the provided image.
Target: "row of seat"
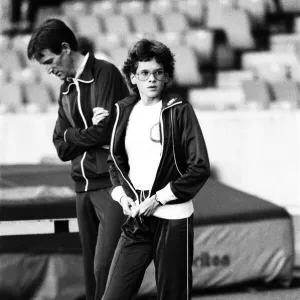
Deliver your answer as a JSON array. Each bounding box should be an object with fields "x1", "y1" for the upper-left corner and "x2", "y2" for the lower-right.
[
  {"x1": 35, "y1": 8, "x2": 256, "y2": 50},
  {"x1": 1, "y1": 78, "x2": 298, "y2": 114},
  {"x1": 189, "y1": 80, "x2": 300, "y2": 111}
]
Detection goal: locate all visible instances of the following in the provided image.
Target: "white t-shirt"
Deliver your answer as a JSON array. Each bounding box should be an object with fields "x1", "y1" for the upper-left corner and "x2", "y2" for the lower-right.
[{"x1": 125, "y1": 100, "x2": 162, "y2": 190}]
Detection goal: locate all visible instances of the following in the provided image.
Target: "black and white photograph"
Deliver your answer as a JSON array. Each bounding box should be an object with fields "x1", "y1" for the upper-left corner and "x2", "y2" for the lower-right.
[{"x1": 0, "y1": 1, "x2": 299, "y2": 300}]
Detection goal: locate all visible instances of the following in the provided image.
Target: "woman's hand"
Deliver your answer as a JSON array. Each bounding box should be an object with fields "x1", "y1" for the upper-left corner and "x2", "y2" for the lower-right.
[
  {"x1": 138, "y1": 195, "x2": 161, "y2": 217},
  {"x1": 92, "y1": 107, "x2": 109, "y2": 125},
  {"x1": 120, "y1": 196, "x2": 139, "y2": 217}
]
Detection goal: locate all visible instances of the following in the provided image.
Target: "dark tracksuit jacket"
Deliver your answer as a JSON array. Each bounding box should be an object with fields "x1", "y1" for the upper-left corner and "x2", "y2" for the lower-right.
[
  {"x1": 52, "y1": 53, "x2": 129, "y2": 300},
  {"x1": 104, "y1": 93, "x2": 210, "y2": 300},
  {"x1": 53, "y1": 53, "x2": 129, "y2": 191},
  {"x1": 109, "y1": 93, "x2": 210, "y2": 204}
]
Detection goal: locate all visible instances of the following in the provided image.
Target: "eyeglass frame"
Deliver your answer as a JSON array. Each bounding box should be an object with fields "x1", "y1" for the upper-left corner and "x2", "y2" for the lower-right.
[{"x1": 135, "y1": 69, "x2": 167, "y2": 81}]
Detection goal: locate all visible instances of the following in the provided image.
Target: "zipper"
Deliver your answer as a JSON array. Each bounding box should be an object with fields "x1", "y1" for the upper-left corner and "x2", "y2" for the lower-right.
[
  {"x1": 110, "y1": 103, "x2": 139, "y2": 203},
  {"x1": 74, "y1": 80, "x2": 89, "y2": 191},
  {"x1": 149, "y1": 101, "x2": 182, "y2": 197},
  {"x1": 171, "y1": 109, "x2": 183, "y2": 176}
]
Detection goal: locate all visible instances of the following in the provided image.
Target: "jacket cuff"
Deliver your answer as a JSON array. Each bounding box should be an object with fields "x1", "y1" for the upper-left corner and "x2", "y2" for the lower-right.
[
  {"x1": 64, "y1": 129, "x2": 68, "y2": 142},
  {"x1": 156, "y1": 182, "x2": 177, "y2": 205},
  {"x1": 65, "y1": 128, "x2": 77, "y2": 144},
  {"x1": 111, "y1": 186, "x2": 127, "y2": 203}
]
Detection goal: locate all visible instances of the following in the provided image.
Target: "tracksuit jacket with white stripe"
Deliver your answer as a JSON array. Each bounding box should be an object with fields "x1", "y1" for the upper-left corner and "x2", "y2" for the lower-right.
[
  {"x1": 52, "y1": 53, "x2": 129, "y2": 191},
  {"x1": 108, "y1": 93, "x2": 210, "y2": 207}
]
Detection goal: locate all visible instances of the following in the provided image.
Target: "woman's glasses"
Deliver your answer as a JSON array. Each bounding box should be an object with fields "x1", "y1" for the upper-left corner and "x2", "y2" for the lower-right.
[{"x1": 135, "y1": 69, "x2": 165, "y2": 81}]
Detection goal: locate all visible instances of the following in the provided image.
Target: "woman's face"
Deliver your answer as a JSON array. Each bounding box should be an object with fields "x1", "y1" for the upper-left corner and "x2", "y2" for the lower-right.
[{"x1": 131, "y1": 58, "x2": 169, "y2": 102}]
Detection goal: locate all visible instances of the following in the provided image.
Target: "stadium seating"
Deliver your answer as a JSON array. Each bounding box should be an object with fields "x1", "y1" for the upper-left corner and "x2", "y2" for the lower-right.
[
  {"x1": 171, "y1": 46, "x2": 203, "y2": 86},
  {"x1": 118, "y1": 0, "x2": 146, "y2": 15},
  {"x1": 131, "y1": 14, "x2": 161, "y2": 34},
  {"x1": 217, "y1": 70, "x2": 254, "y2": 88},
  {"x1": 102, "y1": 14, "x2": 131, "y2": 35},
  {"x1": 23, "y1": 83, "x2": 54, "y2": 113},
  {"x1": 185, "y1": 29, "x2": 214, "y2": 63},
  {"x1": 242, "y1": 79, "x2": 271, "y2": 109},
  {"x1": 222, "y1": 9, "x2": 255, "y2": 50},
  {"x1": 176, "y1": 0, "x2": 205, "y2": 26},
  {"x1": 73, "y1": 15, "x2": 103, "y2": 37},
  {"x1": 1, "y1": 0, "x2": 300, "y2": 112},
  {"x1": 279, "y1": 0, "x2": 300, "y2": 13},
  {"x1": 90, "y1": 0, "x2": 116, "y2": 17},
  {"x1": 159, "y1": 12, "x2": 189, "y2": 33},
  {"x1": 0, "y1": 83, "x2": 23, "y2": 113},
  {"x1": 148, "y1": 0, "x2": 175, "y2": 15},
  {"x1": 189, "y1": 87, "x2": 246, "y2": 110},
  {"x1": 270, "y1": 80, "x2": 300, "y2": 109}
]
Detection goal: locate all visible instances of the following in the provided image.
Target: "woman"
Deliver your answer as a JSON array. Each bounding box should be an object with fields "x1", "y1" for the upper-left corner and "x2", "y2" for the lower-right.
[{"x1": 102, "y1": 39, "x2": 210, "y2": 300}]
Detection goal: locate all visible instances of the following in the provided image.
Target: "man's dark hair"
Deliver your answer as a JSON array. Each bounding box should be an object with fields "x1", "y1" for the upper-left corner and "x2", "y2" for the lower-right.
[
  {"x1": 27, "y1": 18, "x2": 78, "y2": 61},
  {"x1": 122, "y1": 39, "x2": 175, "y2": 94}
]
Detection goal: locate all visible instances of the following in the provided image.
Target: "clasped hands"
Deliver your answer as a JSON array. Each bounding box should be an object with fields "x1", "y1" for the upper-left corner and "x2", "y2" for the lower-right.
[{"x1": 120, "y1": 195, "x2": 161, "y2": 218}]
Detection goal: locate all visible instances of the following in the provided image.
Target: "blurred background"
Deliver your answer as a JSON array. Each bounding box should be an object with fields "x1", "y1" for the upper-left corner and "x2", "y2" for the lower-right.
[
  {"x1": 0, "y1": 0, "x2": 300, "y2": 299},
  {"x1": 1, "y1": 0, "x2": 300, "y2": 213}
]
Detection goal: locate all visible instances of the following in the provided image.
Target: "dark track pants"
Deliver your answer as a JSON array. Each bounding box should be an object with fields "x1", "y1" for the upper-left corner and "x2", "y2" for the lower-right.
[
  {"x1": 76, "y1": 187, "x2": 124, "y2": 300},
  {"x1": 102, "y1": 214, "x2": 194, "y2": 300}
]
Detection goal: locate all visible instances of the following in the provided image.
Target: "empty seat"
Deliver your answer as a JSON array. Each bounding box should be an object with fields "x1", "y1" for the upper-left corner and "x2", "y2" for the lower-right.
[
  {"x1": 185, "y1": 29, "x2": 214, "y2": 63},
  {"x1": 118, "y1": 0, "x2": 146, "y2": 15},
  {"x1": 172, "y1": 46, "x2": 203, "y2": 86},
  {"x1": 131, "y1": 14, "x2": 160, "y2": 34},
  {"x1": 109, "y1": 47, "x2": 129, "y2": 71},
  {"x1": 159, "y1": 13, "x2": 189, "y2": 33},
  {"x1": 237, "y1": 0, "x2": 267, "y2": 24},
  {"x1": 242, "y1": 51, "x2": 300, "y2": 82},
  {"x1": 217, "y1": 70, "x2": 254, "y2": 88},
  {"x1": 60, "y1": 1, "x2": 89, "y2": 17},
  {"x1": 73, "y1": 15, "x2": 103, "y2": 37},
  {"x1": 279, "y1": 0, "x2": 300, "y2": 12},
  {"x1": 11, "y1": 68, "x2": 40, "y2": 84},
  {"x1": 103, "y1": 15, "x2": 131, "y2": 35},
  {"x1": 206, "y1": 0, "x2": 233, "y2": 29},
  {"x1": 295, "y1": 17, "x2": 300, "y2": 33},
  {"x1": 215, "y1": 44, "x2": 236, "y2": 69},
  {"x1": 91, "y1": 0, "x2": 116, "y2": 17},
  {"x1": 154, "y1": 32, "x2": 183, "y2": 48},
  {"x1": 242, "y1": 80, "x2": 271, "y2": 109},
  {"x1": 176, "y1": 0, "x2": 205, "y2": 26},
  {"x1": 270, "y1": 81, "x2": 300, "y2": 109},
  {"x1": 222, "y1": 9, "x2": 255, "y2": 50},
  {"x1": 0, "y1": 83, "x2": 23, "y2": 113},
  {"x1": 255, "y1": 62, "x2": 289, "y2": 82},
  {"x1": 0, "y1": 35, "x2": 10, "y2": 50},
  {"x1": 189, "y1": 87, "x2": 246, "y2": 111},
  {"x1": 34, "y1": 13, "x2": 75, "y2": 32},
  {"x1": 270, "y1": 34, "x2": 300, "y2": 55},
  {"x1": 148, "y1": 0, "x2": 175, "y2": 15},
  {"x1": 23, "y1": 83, "x2": 53, "y2": 113},
  {"x1": 0, "y1": 49, "x2": 23, "y2": 72},
  {"x1": 95, "y1": 33, "x2": 124, "y2": 52}
]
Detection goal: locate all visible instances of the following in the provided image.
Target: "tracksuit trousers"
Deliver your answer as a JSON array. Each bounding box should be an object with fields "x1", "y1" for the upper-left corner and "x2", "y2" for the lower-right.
[
  {"x1": 101, "y1": 195, "x2": 194, "y2": 300},
  {"x1": 76, "y1": 187, "x2": 125, "y2": 300}
]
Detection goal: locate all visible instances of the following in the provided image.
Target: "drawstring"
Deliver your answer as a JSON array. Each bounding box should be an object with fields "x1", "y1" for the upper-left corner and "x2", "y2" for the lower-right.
[{"x1": 137, "y1": 190, "x2": 149, "y2": 224}]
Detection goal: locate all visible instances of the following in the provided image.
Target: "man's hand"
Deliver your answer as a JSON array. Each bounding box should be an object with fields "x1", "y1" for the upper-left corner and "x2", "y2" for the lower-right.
[
  {"x1": 92, "y1": 107, "x2": 109, "y2": 125},
  {"x1": 138, "y1": 195, "x2": 161, "y2": 217},
  {"x1": 120, "y1": 196, "x2": 139, "y2": 217}
]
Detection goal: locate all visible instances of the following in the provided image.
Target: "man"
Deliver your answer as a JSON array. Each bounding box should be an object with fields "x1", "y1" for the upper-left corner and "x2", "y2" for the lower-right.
[{"x1": 27, "y1": 18, "x2": 129, "y2": 300}]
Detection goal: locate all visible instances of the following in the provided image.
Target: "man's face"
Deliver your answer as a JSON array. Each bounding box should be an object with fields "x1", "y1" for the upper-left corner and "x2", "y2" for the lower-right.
[
  {"x1": 130, "y1": 58, "x2": 169, "y2": 102},
  {"x1": 38, "y1": 48, "x2": 73, "y2": 80}
]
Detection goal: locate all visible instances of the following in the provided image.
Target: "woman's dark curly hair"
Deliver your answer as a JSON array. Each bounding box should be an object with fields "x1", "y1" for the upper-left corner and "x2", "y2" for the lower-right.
[{"x1": 122, "y1": 39, "x2": 175, "y2": 94}]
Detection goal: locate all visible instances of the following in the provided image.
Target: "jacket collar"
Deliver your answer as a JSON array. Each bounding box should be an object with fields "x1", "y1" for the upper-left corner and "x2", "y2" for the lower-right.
[
  {"x1": 117, "y1": 92, "x2": 182, "y2": 109},
  {"x1": 61, "y1": 52, "x2": 95, "y2": 95}
]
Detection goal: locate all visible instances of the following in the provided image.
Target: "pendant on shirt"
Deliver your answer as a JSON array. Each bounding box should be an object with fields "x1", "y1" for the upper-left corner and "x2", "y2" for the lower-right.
[{"x1": 150, "y1": 123, "x2": 161, "y2": 143}]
